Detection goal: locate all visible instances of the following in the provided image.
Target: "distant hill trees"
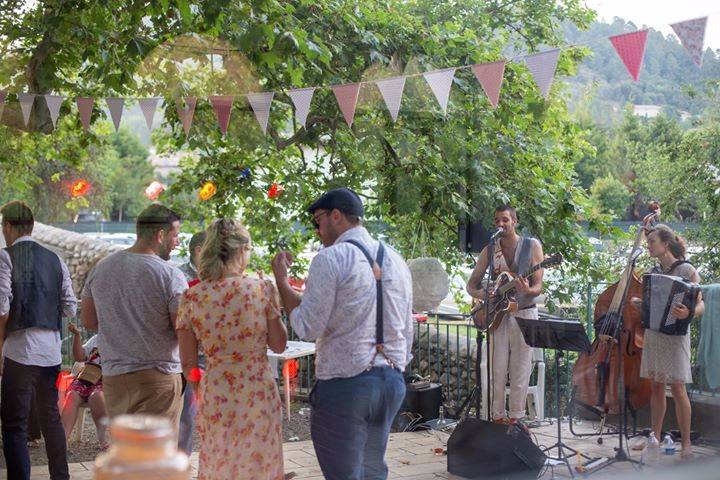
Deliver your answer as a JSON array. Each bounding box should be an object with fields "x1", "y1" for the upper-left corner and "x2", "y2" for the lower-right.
[{"x1": 563, "y1": 18, "x2": 720, "y2": 119}]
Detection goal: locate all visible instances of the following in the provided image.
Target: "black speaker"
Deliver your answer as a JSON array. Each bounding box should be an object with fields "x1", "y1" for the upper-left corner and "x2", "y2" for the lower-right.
[
  {"x1": 392, "y1": 382, "x2": 443, "y2": 432},
  {"x1": 459, "y1": 222, "x2": 492, "y2": 253},
  {"x1": 447, "y1": 419, "x2": 546, "y2": 479}
]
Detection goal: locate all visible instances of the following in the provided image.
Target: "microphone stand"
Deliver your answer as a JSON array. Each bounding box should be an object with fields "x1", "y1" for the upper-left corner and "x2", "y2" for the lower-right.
[
  {"x1": 456, "y1": 232, "x2": 497, "y2": 421},
  {"x1": 479, "y1": 234, "x2": 496, "y2": 420}
]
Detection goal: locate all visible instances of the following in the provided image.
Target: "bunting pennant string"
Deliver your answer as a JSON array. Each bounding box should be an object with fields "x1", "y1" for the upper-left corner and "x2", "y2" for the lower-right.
[
  {"x1": 524, "y1": 49, "x2": 560, "y2": 99},
  {"x1": 18, "y1": 93, "x2": 35, "y2": 126},
  {"x1": 332, "y1": 83, "x2": 361, "y2": 128},
  {"x1": 287, "y1": 87, "x2": 315, "y2": 128},
  {"x1": 246, "y1": 92, "x2": 274, "y2": 133},
  {"x1": 76, "y1": 97, "x2": 94, "y2": 132},
  {"x1": 670, "y1": 17, "x2": 707, "y2": 67},
  {"x1": 139, "y1": 98, "x2": 160, "y2": 130},
  {"x1": 176, "y1": 96, "x2": 197, "y2": 136},
  {"x1": 44, "y1": 95, "x2": 64, "y2": 128},
  {"x1": 375, "y1": 76, "x2": 406, "y2": 122},
  {"x1": 209, "y1": 95, "x2": 233, "y2": 135},
  {"x1": 609, "y1": 30, "x2": 649, "y2": 81},
  {"x1": 471, "y1": 61, "x2": 506, "y2": 108},
  {"x1": 106, "y1": 97, "x2": 125, "y2": 132},
  {"x1": 0, "y1": 91, "x2": 8, "y2": 120},
  {"x1": 422, "y1": 68, "x2": 456, "y2": 115},
  {"x1": 3, "y1": 8, "x2": 719, "y2": 137}
]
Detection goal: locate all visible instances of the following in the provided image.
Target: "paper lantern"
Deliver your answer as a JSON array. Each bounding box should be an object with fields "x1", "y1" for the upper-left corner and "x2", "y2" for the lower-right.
[
  {"x1": 70, "y1": 179, "x2": 91, "y2": 198},
  {"x1": 407, "y1": 257, "x2": 450, "y2": 313},
  {"x1": 199, "y1": 181, "x2": 217, "y2": 201},
  {"x1": 188, "y1": 367, "x2": 204, "y2": 383},
  {"x1": 268, "y1": 182, "x2": 284, "y2": 199},
  {"x1": 144, "y1": 181, "x2": 165, "y2": 201}
]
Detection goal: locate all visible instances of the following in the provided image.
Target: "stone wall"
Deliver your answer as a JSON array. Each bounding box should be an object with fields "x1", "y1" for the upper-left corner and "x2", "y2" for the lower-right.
[
  {"x1": 413, "y1": 324, "x2": 478, "y2": 403},
  {"x1": 0, "y1": 220, "x2": 123, "y2": 296}
]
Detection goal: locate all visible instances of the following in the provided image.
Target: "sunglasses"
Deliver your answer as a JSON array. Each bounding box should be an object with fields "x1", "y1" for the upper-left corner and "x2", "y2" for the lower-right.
[{"x1": 311, "y1": 211, "x2": 329, "y2": 229}]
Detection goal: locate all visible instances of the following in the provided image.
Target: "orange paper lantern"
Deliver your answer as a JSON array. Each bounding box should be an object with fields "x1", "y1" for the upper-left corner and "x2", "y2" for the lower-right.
[
  {"x1": 199, "y1": 181, "x2": 217, "y2": 201},
  {"x1": 267, "y1": 182, "x2": 284, "y2": 199},
  {"x1": 70, "y1": 179, "x2": 91, "y2": 198}
]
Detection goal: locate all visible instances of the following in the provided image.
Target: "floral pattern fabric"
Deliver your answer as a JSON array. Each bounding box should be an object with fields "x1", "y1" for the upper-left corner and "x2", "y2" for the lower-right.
[{"x1": 177, "y1": 275, "x2": 284, "y2": 480}]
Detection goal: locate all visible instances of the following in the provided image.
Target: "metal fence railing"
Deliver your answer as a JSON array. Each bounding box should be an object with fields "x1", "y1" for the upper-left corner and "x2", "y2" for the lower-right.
[{"x1": 61, "y1": 280, "x2": 717, "y2": 410}]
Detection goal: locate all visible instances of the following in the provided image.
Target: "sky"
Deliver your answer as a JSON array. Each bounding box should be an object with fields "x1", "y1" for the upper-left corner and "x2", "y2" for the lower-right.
[{"x1": 586, "y1": 0, "x2": 720, "y2": 49}]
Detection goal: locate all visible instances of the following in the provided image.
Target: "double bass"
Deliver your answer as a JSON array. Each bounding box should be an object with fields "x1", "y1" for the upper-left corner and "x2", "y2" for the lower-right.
[{"x1": 572, "y1": 205, "x2": 659, "y2": 418}]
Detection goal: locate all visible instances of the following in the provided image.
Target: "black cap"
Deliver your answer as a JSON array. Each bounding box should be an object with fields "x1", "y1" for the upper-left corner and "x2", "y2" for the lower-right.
[{"x1": 307, "y1": 187, "x2": 364, "y2": 217}]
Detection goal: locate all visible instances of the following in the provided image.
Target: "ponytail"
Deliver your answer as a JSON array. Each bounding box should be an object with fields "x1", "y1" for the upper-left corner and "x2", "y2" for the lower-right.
[{"x1": 199, "y1": 218, "x2": 252, "y2": 281}]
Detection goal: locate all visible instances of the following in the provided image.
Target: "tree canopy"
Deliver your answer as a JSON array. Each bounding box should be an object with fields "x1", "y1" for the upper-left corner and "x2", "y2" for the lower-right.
[{"x1": 1, "y1": 0, "x2": 611, "y2": 303}]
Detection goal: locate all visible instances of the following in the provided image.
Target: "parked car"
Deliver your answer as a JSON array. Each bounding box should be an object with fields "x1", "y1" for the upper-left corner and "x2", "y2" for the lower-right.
[
  {"x1": 83, "y1": 232, "x2": 136, "y2": 246},
  {"x1": 74, "y1": 210, "x2": 105, "y2": 223}
]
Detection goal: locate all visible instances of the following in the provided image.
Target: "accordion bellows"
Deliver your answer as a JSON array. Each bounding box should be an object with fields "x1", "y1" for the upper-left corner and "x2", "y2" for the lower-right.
[{"x1": 642, "y1": 273, "x2": 699, "y2": 336}]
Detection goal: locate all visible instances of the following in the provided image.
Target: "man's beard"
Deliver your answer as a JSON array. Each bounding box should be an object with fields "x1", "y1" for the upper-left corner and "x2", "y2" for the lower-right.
[{"x1": 158, "y1": 246, "x2": 171, "y2": 261}]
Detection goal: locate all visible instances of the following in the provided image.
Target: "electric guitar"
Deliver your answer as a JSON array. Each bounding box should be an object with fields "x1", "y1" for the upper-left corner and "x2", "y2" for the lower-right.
[{"x1": 470, "y1": 253, "x2": 563, "y2": 331}]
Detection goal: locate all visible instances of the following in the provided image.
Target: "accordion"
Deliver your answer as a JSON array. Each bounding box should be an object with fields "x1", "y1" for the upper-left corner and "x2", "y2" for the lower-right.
[{"x1": 642, "y1": 273, "x2": 699, "y2": 336}]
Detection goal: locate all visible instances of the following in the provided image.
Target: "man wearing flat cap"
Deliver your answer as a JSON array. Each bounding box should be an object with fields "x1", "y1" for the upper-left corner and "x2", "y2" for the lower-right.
[{"x1": 272, "y1": 187, "x2": 414, "y2": 480}]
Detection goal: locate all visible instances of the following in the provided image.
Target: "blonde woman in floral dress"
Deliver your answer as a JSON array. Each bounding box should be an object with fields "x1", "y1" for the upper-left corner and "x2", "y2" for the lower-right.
[{"x1": 176, "y1": 219, "x2": 288, "y2": 480}]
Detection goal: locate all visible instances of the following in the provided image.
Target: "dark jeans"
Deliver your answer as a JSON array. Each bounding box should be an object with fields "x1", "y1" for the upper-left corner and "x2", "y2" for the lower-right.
[
  {"x1": 177, "y1": 383, "x2": 197, "y2": 454},
  {"x1": 27, "y1": 392, "x2": 41, "y2": 442},
  {"x1": 1, "y1": 358, "x2": 69, "y2": 480},
  {"x1": 177, "y1": 354, "x2": 203, "y2": 454},
  {"x1": 310, "y1": 367, "x2": 405, "y2": 480}
]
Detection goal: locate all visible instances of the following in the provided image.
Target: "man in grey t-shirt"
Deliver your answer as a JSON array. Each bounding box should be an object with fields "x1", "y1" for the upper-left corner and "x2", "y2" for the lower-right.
[{"x1": 81, "y1": 204, "x2": 187, "y2": 427}]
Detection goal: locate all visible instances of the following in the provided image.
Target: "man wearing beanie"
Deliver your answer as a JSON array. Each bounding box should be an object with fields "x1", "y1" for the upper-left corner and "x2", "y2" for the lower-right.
[{"x1": 272, "y1": 187, "x2": 414, "y2": 480}]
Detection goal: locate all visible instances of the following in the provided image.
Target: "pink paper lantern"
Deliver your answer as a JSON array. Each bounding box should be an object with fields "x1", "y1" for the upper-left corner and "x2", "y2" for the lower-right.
[{"x1": 144, "y1": 181, "x2": 165, "y2": 200}]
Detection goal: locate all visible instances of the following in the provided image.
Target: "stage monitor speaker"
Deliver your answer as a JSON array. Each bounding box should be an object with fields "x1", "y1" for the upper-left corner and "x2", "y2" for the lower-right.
[
  {"x1": 391, "y1": 382, "x2": 442, "y2": 432},
  {"x1": 447, "y1": 418, "x2": 546, "y2": 479},
  {"x1": 458, "y1": 222, "x2": 492, "y2": 254}
]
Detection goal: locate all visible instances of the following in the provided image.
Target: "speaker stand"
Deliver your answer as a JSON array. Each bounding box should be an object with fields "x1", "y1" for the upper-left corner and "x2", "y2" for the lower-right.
[
  {"x1": 542, "y1": 351, "x2": 589, "y2": 478},
  {"x1": 454, "y1": 329, "x2": 485, "y2": 420}
]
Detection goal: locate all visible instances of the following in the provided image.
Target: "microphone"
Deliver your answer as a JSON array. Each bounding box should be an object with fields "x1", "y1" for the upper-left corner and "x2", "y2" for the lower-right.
[{"x1": 489, "y1": 228, "x2": 504, "y2": 241}]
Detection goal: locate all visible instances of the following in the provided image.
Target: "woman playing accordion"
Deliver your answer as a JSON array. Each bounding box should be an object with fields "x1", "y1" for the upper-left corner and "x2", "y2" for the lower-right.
[{"x1": 632, "y1": 222, "x2": 705, "y2": 459}]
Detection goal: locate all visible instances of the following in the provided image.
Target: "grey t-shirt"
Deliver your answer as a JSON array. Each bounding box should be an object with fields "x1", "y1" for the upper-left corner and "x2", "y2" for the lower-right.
[{"x1": 82, "y1": 251, "x2": 188, "y2": 376}]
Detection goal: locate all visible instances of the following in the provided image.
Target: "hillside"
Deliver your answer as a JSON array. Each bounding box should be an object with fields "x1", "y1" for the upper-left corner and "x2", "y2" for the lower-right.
[{"x1": 563, "y1": 18, "x2": 720, "y2": 122}]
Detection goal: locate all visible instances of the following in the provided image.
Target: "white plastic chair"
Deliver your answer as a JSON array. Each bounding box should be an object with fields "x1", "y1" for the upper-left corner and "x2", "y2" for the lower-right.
[{"x1": 479, "y1": 342, "x2": 545, "y2": 420}]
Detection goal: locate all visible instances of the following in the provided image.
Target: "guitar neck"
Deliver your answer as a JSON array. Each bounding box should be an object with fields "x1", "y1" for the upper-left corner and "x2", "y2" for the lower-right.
[{"x1": 497, "y1": 263, "x2": 542, "y2": 295}]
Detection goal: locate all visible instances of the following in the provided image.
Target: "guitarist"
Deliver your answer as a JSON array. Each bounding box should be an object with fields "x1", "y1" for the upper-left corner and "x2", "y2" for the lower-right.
[{"x1": 466, "y1": 205, "x2": 545, "y2": 424}]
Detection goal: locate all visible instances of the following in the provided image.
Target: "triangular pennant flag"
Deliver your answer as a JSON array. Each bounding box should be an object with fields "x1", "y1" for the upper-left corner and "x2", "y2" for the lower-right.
[
  {"x1": 525, "y1": 49, "x2": 560, "y2": 99},
  {"x1": 209, "y1": 96, "x2": 233, "y2": 135},
  {"x1": 175, "y1": 96, "x2": 197, "y2": 136},
  {"x1": 44, "y1": 95, "x2": 64, "y2": 128},
  {"x1": 671, "y1": 17, "x2": 707, "y2": 67},
  {"x1": 375, "y1": 76, "x2": 406, "y2": 122},
  {"x1": 246, "y1": 92, "x2": 274, "y2": 134},
  {"x1": 106, "y1": 98, "x2": 125, "y2": 131},
  {"x1": 18, "y1": 93, "x2": 36, "y2": 126},
  {"x1": 423, "y1": 68, "x2": 456, "y2": 115},
  {"x1": 609, "y1": 30, "x2": 648, "y2": 81},
  {"x1": 0, "y1": 91, "x2": 6, "y2": 120},
  {"x1": 138, "y1": 98, "x2": 160, "y2": 130},
  {"x1": 332, "y1": 83, "x2": 361, "y2": 128},
  {"x1": 287, "y1": 88, "x2": 315, "y2": 128},
  {"x1": 471, "y1": 60, "x2": 506, "y2": 109},
  {"x1": 76, "y1": 97, "x2": 94, "y2": 132}
]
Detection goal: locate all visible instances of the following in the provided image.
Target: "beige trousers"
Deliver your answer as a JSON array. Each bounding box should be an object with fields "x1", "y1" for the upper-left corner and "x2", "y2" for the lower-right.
[
  {"x1": 103, "y1": 368, "x2": 184, "y2": 430},
  {"x1": 489, "y1": 310, "x2": 535, "y2": 420}
]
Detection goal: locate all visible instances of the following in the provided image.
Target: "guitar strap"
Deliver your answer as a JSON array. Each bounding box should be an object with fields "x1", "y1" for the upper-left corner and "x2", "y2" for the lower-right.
[
  {"x1": 515, "y1": 237, "x2": 537, "y2": 311},
  {"x1": 516, "y1": 236, "x2": 534, "y2": 280}
]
